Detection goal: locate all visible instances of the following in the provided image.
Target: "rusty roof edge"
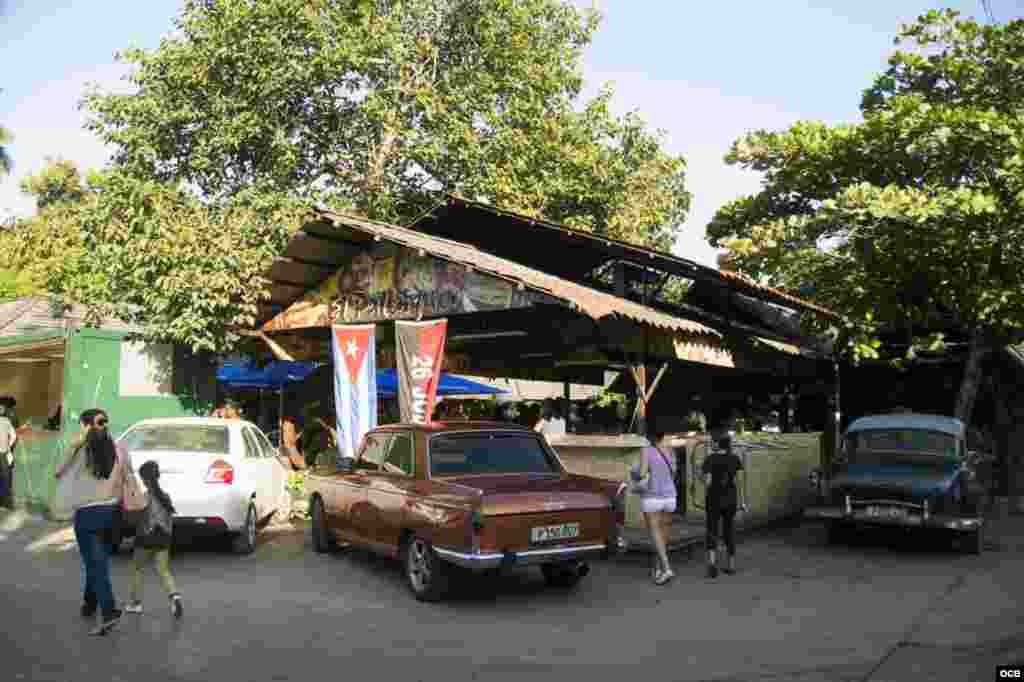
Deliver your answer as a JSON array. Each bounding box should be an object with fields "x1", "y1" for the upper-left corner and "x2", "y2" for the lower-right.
[
  {"x1": 314, "y1": 207, "x2": 721, "y2": 339},
  {"x1": 443, "y1": 194, "x2": 836, "y2": 319}
]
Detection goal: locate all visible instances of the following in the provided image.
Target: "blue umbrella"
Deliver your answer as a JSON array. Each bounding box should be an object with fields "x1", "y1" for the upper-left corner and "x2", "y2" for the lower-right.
[
  {"x1": 216, "y1": 360, "x2": 318, "y2": 390},
  {"x1": 375, "y1": 368, "x2": 506, "y2": 397},
  {"x1": 217, "y1": 362, "x2": 505, "y2": 397}
]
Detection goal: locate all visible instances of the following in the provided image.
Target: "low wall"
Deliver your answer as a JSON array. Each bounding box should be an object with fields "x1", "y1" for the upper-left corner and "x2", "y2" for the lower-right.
[
  {"x1": 550, "y1": 432, "x2": 820, "y2": 529},
  {"x1": 11, "y1": 427, "x2": 64, "y2": 517},
  {"x1": 686, "y1": 432, "x2": 821, "y2": 520}
]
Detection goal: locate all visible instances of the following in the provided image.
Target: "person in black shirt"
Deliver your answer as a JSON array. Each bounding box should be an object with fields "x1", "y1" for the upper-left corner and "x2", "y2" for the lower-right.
[{"x1": 702, "y1": 433, "x2": 747, "y2": 578}]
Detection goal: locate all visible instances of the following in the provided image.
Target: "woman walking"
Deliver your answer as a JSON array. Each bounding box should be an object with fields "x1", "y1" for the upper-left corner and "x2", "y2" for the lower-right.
[
  {"x1": 55, "y1": 408, "x2": 131, "y2": 633},
  {"x1": 126, "y1": 461, "x2": 183, "y2": 618},
  {"x1": 630, "y1": 425, "x2": 678, "y2": 585},
  {"x1": 702, "y1": 432, "x2": 748, "y2": 578}
]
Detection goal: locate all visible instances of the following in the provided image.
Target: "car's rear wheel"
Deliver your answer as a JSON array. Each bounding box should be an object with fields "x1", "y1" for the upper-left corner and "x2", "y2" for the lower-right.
[
  {"x1": 826, "y1": 520, "x2": 850, "y2": 545},
  {"x1": 541, "y1": 562, "x2": 587, "y2": 589},
  {"x1": 963, "y1": 525, "x2": 984, "y2": 555},
  {"x1": 404, "y1": 536, "x2": 450, "y2": 602},
  {"x1": 232, "y1": 503, "x2": 257, "y2": 555},
  {"x1": 311, "y1": 496, "x2": 336, "y2": 554}
]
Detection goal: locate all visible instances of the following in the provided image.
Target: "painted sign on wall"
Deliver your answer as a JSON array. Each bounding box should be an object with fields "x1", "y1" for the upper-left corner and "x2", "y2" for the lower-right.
[{"x1": 264, "y1": 244, "x2": 550, "y2": 331}]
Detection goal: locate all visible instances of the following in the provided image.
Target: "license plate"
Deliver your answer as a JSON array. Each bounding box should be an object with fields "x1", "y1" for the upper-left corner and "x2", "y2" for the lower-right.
[
  {"x1": 530, "y1": 523, "x2": 580, "y2": 543},
  {"x1": 865, "y1": 506, "x2": 907, "y2": 519}
]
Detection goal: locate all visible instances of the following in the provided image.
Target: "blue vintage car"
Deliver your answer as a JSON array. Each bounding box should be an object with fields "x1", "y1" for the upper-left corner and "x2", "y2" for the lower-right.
[{"x1": 805, "y1": 413, "x2": 986, "y2": 553}]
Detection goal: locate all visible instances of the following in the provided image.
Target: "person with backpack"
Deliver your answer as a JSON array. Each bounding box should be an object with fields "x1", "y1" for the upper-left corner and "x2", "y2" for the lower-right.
[
  {"x1": 702, "y1": 432, "x2": 748, "y2": 578},
  {"x1": 125, "y1": 460, "x2": 183, "y2": 619}
]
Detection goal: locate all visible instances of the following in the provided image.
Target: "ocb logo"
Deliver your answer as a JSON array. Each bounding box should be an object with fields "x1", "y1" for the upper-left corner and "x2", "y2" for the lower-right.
[{"x1": 997, "y1": 666, "x2": 1023, "y2": 679}]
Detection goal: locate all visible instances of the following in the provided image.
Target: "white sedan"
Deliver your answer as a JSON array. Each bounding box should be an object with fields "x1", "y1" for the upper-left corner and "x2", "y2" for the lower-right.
[{"x1": 117, "y1": 417, "x2": 289, "y2": 554}]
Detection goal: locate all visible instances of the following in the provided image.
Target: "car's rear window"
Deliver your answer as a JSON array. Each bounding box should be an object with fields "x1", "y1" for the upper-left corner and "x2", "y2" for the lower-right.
[
  {"x1": 122, "y1": 425, "x2": 230, "y2": 454},
  {"x1": 429, "y1": 433, "x2": 557, "y2": 476}
]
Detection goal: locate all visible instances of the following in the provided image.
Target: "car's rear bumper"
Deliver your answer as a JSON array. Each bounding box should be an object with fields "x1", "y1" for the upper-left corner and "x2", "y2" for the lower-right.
[
  {"x1": 171, "y1": 516, "x2": 233, "y2": 535},
  {"x1": 151, "y1": 483, "x2": 249, "y2": 533},
  {"x1": 804, "y1": 506, "x2": 984, "y2": 531},
  {"x1": 434, "y1": 541, "x2": 613, "y2": 570}
]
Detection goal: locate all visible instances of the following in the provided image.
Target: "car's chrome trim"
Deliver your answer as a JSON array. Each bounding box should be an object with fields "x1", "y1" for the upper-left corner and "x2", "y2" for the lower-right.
[
  {"x1": 804, "y1": 506, "x2": 983, "y2": 531},
  {"x1": 434, "y1": 542, "x2": 608, "y2": 570},
  {"x1": 851, "y1": 499, "x2": 925, "y2": 510}
]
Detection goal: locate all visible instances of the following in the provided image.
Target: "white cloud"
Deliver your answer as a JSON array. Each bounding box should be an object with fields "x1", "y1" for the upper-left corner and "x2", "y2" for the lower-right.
[{"x1": 0, "y1": 62, "x2": 132, "y2": 218}]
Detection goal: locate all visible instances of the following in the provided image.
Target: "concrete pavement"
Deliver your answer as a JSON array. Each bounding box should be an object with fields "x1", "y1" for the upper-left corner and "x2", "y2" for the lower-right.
[{"x1": 1, "y1": 509, "x2": 1022, "y2": 681}]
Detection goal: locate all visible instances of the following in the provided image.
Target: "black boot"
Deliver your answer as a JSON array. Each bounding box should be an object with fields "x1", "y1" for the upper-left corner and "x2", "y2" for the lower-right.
[
  {"x1": 100, "y1": 607, "x2": 122, "y2": 627},
  {"x1": 81, "y1": 593, "x2": 97, "y2": 617}
]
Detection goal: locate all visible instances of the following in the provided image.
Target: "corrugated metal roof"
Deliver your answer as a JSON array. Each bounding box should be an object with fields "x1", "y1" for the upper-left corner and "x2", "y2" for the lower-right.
[
  {"x1": 441, "y1": 195, "x2": 836, "y2": 318},
  {"x1": 0, "y1": 297, "x2": 137, "y2": 338},
  {"x1": 716, "y1": 269, "x2": 835, "y2": 319},
  {"x1": 311, "y1": 208, "x2": 719, "y2": 338}
]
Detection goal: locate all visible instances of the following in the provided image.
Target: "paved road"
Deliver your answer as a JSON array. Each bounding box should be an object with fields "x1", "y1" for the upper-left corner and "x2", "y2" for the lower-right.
[{"x1": 1, "y1": 511, "x2": 1021, "y2": 682}]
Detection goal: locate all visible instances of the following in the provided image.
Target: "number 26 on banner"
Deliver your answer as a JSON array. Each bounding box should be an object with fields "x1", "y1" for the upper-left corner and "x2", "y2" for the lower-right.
[{"x1": 411, "y1": 354, "x2": 435, "y2": 380}]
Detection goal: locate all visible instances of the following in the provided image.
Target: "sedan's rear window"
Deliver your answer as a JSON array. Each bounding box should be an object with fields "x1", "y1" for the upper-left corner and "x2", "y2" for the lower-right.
[
  {"x1": 428, "y1": 433, "x2": 557, "y2": 476},
  {"x1": 121, "y1": 425, "x2": 230, "y2": 454}
]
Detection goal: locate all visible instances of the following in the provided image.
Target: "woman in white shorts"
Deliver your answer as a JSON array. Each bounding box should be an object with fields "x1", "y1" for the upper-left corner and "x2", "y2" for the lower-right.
[{"x1": 630, "y1": 425, "x2": 678, "y2": 584}]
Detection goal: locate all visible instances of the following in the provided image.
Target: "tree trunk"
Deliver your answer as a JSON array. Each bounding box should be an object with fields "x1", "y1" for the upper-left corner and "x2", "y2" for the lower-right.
[{"x1": 953, "y1": 330, "x2": 988, "y2": 425}]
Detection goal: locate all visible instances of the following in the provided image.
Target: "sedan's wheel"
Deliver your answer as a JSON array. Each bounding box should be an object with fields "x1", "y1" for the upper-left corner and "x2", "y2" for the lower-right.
[
  {"x1": 404, "y1": 536, "x2": 450, "y2": 602},
  {"x1": 541, "y1": 562, "x2": 585, "y2": 589},
  {"x1": 964, "y1": 525, "x2": 984, "y2": 555},
  {"x1": 232, "y1": 503, "x2": 257, "y2": 555},
  {"x1": 311, "y1": 496, "x2": 336, "y2": 554},
  {"x1": 826, "y1": 520, "x2": 849, "y2": 545}
]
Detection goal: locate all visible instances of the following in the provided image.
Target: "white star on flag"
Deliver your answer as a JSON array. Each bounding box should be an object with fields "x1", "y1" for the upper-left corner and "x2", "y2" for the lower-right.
[{"x1": 345, "y1": 340, "x2": 359, "y2": 358}]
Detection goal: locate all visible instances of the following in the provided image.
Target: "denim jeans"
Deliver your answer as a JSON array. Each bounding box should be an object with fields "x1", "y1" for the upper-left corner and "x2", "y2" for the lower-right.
[{"x1": 73, "y1": 505, "x2": 117, "y2": 612}]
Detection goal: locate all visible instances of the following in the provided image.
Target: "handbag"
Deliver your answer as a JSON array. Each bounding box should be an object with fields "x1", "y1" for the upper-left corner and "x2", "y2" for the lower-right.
[{"x1": 119, "y1": 448, "x2": 146, "y2": 514}]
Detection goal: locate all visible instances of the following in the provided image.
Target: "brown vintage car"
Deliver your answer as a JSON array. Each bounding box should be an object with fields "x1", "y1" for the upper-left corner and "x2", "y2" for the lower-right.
[{"x1": 306, "y1": 421, "x2": 627, "y2": 601}]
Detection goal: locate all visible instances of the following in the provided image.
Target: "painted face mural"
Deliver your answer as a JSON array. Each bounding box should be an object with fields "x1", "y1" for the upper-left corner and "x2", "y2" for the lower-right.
[{"x1": 337, "y1": 252, "x2": 375, "y2": 296}]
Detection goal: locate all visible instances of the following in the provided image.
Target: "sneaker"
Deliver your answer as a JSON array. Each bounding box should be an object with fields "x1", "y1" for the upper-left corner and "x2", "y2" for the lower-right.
[
  {"x1": 707, "y1": 564, "x2": 719, "y2": 579},
  {"x1": 124, "y1": 600, "x2": 143, "y2": 614},
  {"x1": 91, "y1": 608, "x2": 121, "y2": 635},
  {"x1": 170, "y1": 594, "x2": 183, "y2": 619},
  {"x1": 655, "y1": 569, "x2": 675, "y2": 585},
  {"x1": 81, "y1": 602, "x2": 97, "y2": 618},
  {"x1": 722, "y1": 567, "x2": 736, "y2": 576}
]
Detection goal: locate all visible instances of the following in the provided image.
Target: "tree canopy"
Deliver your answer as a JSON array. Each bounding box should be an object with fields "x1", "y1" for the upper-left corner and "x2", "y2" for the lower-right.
[
  {"x1": 83, "y1": 0, "x2": 689, "y2": 248},
  {"x1": 708, "y1": 9, "x2": 1024, "y2": 377},
  {"x1": 2, "y1": 160, "x2": 305, "y2": 351}
]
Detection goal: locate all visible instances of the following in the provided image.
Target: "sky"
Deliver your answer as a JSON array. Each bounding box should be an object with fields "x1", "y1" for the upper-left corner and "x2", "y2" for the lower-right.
[{"x1": 0, "y1": 0, "x2": 1015, "y2": 266}]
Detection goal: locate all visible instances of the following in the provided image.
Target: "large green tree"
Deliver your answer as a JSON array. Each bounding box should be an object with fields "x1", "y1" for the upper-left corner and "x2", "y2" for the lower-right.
[
  {"x1": 83, "y1": 0, "x2": 689, "y2": 247},
  {"x1": 2, "y1": 160, "x2": 305, "y2": 351},
  {"x1": 708, "y1": 9, "x2": 1024, "y2": 425}
]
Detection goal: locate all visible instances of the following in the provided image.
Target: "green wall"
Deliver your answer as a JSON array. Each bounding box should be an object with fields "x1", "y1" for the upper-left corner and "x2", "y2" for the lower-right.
[{"x1": 14, "y1": 328, "x2": 214, "y2": 517}]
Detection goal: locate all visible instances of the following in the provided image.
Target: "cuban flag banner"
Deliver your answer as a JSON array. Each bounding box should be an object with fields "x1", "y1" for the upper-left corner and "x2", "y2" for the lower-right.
[
  {"x1": 331, "y1": 324, "x2": 378, "y2": 459},
  {"x1": 395, "y1": 319, "x2": 448, "y2": 424}
]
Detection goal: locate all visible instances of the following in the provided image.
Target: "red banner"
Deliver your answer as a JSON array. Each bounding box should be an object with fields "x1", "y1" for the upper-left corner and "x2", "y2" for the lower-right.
[{"x1": 395, "y1": 319, "x2": 447, "y2": 424}]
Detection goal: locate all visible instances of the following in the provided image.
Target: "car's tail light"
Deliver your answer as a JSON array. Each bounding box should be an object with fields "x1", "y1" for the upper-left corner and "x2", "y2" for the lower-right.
[
  {"x1": 205, "y1": 460, "x2": 234, "y2": 484},
  {"x1": 470, "y1": 511, "x2": 483, "y2": 554}
]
